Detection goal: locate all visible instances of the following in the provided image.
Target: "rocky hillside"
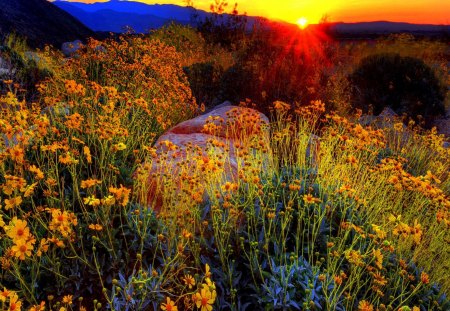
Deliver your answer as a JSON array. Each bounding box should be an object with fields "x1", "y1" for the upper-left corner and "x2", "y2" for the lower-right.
[{"x1": 0, "y1": 0, "x2": 95, "y2": 48}]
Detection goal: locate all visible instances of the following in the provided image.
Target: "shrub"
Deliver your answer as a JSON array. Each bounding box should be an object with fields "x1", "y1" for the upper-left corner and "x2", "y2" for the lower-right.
[
  {"x1": 0, "y1": 34, "x2": 57, "y2": 99},
  {"x1": 350, "y1": 53, "x2": 446, "y2": 125},
  {"x1": 184, "y1": 62, "x2": 224, "y2": 106}
]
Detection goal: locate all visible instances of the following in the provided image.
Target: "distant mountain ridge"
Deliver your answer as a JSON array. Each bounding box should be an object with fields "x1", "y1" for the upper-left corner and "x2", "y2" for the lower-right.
[
  {"x1": 0, "y1": 0, "x2": 95, "y2": 48},
  {"x1": 331, "y1": 21, "x2": 449, "y2": 34},
  {"x1": 52, "y1": 0, "x2": 449, "y2": 36},
  {"x1": 52, "y1": 0, "x2": 258, "y2": 33}
]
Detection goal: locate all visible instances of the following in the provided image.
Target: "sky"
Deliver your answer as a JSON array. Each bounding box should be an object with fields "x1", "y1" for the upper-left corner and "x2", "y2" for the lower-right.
[{"x1": 58, "y1": 0, "x2": 450, "y2": 25}]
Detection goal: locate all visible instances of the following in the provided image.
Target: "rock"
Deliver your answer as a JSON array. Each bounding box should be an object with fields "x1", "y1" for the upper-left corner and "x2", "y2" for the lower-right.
[
  {"x1": 433, "y1": 117, "x2": 450, "y2": 137},
  {"x1": 0, "y1": 55, "x2": 15, "y2": 77},
  {"x1": 378, "y1": 107, "x2": 397, "y2": 119},
  {"x1": 61, "y1": 40, "x2": 83, "y2": 57},
  {"x1": 142, "y1": 104, "x2": 271, "y2": 212}
]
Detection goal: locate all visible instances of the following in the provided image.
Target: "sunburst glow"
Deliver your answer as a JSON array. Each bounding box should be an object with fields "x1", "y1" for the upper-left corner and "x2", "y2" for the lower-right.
[{"x1": 296, "y1": 17, "x2": 309, "y2": 29}]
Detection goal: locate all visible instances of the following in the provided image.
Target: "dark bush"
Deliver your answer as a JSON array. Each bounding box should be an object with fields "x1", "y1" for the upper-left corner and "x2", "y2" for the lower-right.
[
  {"x1": 184, "y1": 62, "x2": 224, "y2": 106},
  {"x1": 350, "y1": 53, "x2": 446, "y2": 125}
]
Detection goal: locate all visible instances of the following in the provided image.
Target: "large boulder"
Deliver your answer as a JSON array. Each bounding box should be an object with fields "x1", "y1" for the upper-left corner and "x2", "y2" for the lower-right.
[{"x1": 140, "y1": 104, "x2": 271, "y2": 212}]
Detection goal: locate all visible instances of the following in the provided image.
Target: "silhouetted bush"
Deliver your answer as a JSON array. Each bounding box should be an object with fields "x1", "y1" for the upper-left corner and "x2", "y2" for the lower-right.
[
  {"x1": 351, "y1": 53, "x2": 446, "y2": 125},
  {"x1": 184, "y1": 62, "x2": 224, "y2": 106}
]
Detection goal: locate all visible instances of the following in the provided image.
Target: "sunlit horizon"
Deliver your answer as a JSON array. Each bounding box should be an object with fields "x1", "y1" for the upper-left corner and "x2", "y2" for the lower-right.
[{"x1": 52, "y1": 0, "x2": 450, "y2": 25}]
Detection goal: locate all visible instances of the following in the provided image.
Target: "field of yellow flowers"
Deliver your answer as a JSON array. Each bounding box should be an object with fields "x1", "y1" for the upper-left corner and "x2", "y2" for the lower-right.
[{"x1": 0, "y1": 33, "x2": 449, "y2": 311}]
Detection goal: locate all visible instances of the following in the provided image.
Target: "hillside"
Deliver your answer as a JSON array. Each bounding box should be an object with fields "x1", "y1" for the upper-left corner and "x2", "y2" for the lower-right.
[
  {"x1": 53, "y1": 0, "x2": 259, "y2": 32},
  {"x1": 0, "y1": 0, "x2": 95, "y2": 48}
]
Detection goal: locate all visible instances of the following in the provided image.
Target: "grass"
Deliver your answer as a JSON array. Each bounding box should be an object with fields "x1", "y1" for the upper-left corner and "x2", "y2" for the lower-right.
[{"x1": 0, "y1": 33, "x2": 449, "y2": 311}]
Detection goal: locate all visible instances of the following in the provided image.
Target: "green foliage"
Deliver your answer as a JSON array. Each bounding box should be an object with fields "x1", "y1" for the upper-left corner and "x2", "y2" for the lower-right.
[
  {"x1": 0, "y1": 33, "x2": 56, "y2": 99},
  {"x1": 350, "y1": 53, "x2": 447, "y2": 125}
]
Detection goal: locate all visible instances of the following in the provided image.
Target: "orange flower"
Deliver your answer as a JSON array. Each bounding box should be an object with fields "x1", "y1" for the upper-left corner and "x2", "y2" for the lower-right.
[
  {"x1": 28, "y1": 165, "x2": 45, "y2": 180},
  {"x1": 4, "y1": 196, "x2": 22, "y2": 210},
  {"x1": 11, "y1": 239, "x2": 34, "y2": 260},
  {"x1": 80, "y1": 179, "x2": 102, "y2": 189},
  {"x1": 182, "y1": 274, "x2": 196, "y2": 289},
  {"x1": 372, "y1": 248, "x2": 383, "y2": 270},
  {"x1": 62, "y1": 295, "x2": 73, "y2": 304},
  {"x1": 345, "y1": 249, "x2": 364, "y2": 266},
  {"x1": 83, "y1": 146, "x2": 92, "y2": 164},
  {"x1": 420, "y1": 272, "x2": 429, "y2": 284},
  {"x1": 358, "y1": 300, "x2": 373, "y2": 311},
  {"x1": 8, "y1": 145, "x2": 24, "y2": 163},
  {"x1": 161, "y1": 297, "x2": 177, "y2": 311},
  {"x1": 0, "y1": 288, "x2": 13, "y2": 302},
  {"x1": 303, "y1": 194, "x2": 321, "y2": 204},
  {"x1": 8, "y1": 293, "x2": 22, "y2": 311},
  {"x1": 273, "y1": 101, "x2": 290, "y2": 112},
  {"x1": 88, "y1": 224, "x2": 103, "y2": 231},
  {"x1": 109, "y1": 185, "x2": 131, "y2": 207}
]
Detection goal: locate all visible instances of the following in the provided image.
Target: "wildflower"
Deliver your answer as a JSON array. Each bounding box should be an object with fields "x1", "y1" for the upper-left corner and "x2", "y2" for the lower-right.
[
  {"x1": 181, "y1": 229, "x2": 192, "y2": 240},
  {"x1": 114, "y1": 142, "x2": 127, "y2": 151},
  {"x1": 101, "y1": 195, "x2": 115, "y2": 206},
  {"x1": 346, "y1": 155, "x2": 358, "y2": 166},
  {"x1": 205, "y1": 263, "x2": 212, "y2": 278},
  {"x1": 345, "y1": 249, "x2": 364, "y2": 266},
  {"x1": 6, "y1": 218, "x2": 30, "y2": 243},
  {"x1": 21, "y1": 182, "x2": 37, "y2": 198},
  {"x1": 411, "y1": 220, "x2": 422, "y2": 245},
  {"x1": 0, "y1": 288, "x2": 13, "y2": 302},
  {"x1": 161, "y1": 297, "x2": 178, "y2": 311},
  {"x1": 358, "y1": 300, "x2": 374, "y2": 311},
  {"x1": 64, "y1": 113, "x2": 84, "y2": 130},
  {"x1": 4, "y1": 196, "x2": 22, "y2": 210},
  {"x1": 420, "y1": 272, "x2": 429, "y2": 284},
  {"x1": 28, "y1": 165, "x2": 45, "y2": 180},
  {"x1": 62, "y1": 295, "x2": 73, "y2": 304},
  {"x1": 109, "y1": 185, "x2": 131, "y2": 207},
  {"x1": 80, "y1": 179, "x2": 101, "y2": 189},
  {"x1": 48, "y1": 209, "x2": 78, "y2": 237},
  {"x1": 36, "y1": 239, "x2": 49, "y2": 257},
  {"x1": 371, "y1": 224, "x2": 387, "y2": 240},
  {"x1": 195, "y1": 287, "x2": 215, "y2": 311},
  {"x1": 8, "y1": 293, "x2": 22, "y2": 311},
  {"x1": 372, "y1": 271, "x2": 388, "y2": 287},
  {"x1": 84, "y1": 195, "x2": 101, "y2": 207},
  {"x1": 273, "y1": 101, "x2": 290, "y2": 112},
  {"x1": 29, "y1": 301, "x2": 46, "y2": 311},
  {"x1": 182, "y1": 274, "x2": 196, "y2": 289},
  {"x1": 221, "y1": 182, "x2": 238, "y2": 193},
  {"x1": 11, "y1": 239, "x2": 34, "y2": 260},
  {"x1": 8, "y1": 145, "x2": 25, "y2": 163},
  {"x1": 303, "y1": 194, "x2": 321, "y2": 204},
  {"x1": 88, "y1": 224, "x2": 103, "y2": 231},
  {"x1": 83, "y1": 146, "x2": 92, "y2": 164},
  {"x1": 373, "y1": 249, "x2": 383, "y2": 270}
]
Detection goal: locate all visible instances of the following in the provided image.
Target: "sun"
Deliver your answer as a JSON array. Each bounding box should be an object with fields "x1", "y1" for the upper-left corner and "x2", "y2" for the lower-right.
[{"x1": 296, "y1": 17, "x2": 309, "y2": 29}]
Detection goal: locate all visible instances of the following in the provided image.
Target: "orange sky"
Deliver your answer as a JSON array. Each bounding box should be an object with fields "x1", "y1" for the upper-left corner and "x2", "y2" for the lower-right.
[{"x1": 59, "y1": 0, "x2": 450, "y2": 25}]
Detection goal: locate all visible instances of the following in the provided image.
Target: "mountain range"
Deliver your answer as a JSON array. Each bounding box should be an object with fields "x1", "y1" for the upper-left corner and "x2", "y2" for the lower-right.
[
  {"x1": 0, "y1": 0, "x2": 95, "y2": 48},
  {"x1": 52, "y1": 1, "x2": 449, "y2": 36},
  {"x1": 52, "y1": 0, "x2": 255, "y2": 33}
]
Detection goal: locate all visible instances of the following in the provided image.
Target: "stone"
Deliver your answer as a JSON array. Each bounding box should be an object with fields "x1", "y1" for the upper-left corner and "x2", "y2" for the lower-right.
[
  {"x1": 141, "y1": 104, "x2": 271, "y2": 212},
  {"x1": 61, "y1": 40, "x2": 83, "y2": 57}
]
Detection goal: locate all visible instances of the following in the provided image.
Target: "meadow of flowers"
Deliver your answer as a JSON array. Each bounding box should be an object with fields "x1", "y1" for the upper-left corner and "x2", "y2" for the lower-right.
[{"x1": 0, "y1": 31, "x2": 449, "y2": 311}]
